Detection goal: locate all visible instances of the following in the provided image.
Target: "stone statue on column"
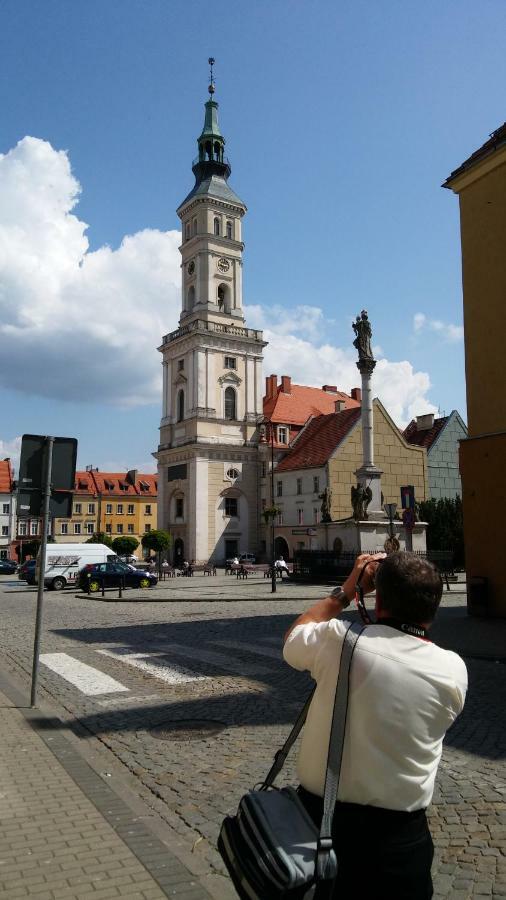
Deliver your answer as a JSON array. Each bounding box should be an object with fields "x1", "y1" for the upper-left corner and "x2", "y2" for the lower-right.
[
  {"x1": 352, "y1": 309, "x2": 383, "y2": 518},
  {"x1": 352, "y1": 310, "x2": 374, "y2": 362}
]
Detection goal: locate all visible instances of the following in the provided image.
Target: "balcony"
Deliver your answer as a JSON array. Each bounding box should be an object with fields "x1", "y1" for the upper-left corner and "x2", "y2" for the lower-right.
[{"x1": 162, "y1": 319, "x2": 264, "y2": 345}]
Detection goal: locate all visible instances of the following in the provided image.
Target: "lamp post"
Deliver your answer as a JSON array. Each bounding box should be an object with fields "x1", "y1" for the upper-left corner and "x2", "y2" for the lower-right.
[{"x1": 270, "y1": 424, "x2": 277, "y2": 594}]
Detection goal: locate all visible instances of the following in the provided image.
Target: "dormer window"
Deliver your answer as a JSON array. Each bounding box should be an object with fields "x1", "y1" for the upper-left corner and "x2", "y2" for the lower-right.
[{"x1": 278, "y1": 426, "x2": 288, "y2": 444}]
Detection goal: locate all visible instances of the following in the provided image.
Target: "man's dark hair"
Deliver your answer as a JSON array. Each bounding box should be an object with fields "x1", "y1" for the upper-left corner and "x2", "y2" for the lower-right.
[{"x1": 375, "y1": 552, "x2": 443, "y2": 623}]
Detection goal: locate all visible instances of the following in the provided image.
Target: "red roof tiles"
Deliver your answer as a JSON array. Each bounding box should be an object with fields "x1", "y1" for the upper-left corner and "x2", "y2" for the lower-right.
[
  {"x1": 263, "y1": 381, "x2": 360, "y2": 426},
  {"x1": 403, "y1": 417, "x2": 448, "y2": 450},
  {"x1": 74, "y1": 471, "x2": 158, "y2": 497},
  {"x1": 0, "y1": 459, "x2": 14, "y2": 494},
  {"x1": 276, "y1": 408, "x2": 361, "y2": 472}
]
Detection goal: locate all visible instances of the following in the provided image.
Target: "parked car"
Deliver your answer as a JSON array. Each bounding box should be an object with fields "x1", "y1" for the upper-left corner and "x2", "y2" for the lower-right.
[
  {"x1": 0, "y1": 559, "x2": 17, "y2": 575},
  {"x1": 239, "y1": 553, "x2": 256, "y2": 564},
  {"x1": 18, "y1": 559, "x2": 36, "y2": 585},
  {"x1": 79, "y1": 561, "x2": 158, "y2": 593}
]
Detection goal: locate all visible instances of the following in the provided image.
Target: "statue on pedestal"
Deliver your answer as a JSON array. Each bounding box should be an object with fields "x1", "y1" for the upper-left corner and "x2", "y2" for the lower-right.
[
  {"x1": 351, "y1": 484, "x2": 373, "y2": 520},
  {"x1": 319, "y1": 486, "x2": 332, "y2": 523},
  {"x1": 352, "y1": 310, "x2": 374, "y2": 362}
]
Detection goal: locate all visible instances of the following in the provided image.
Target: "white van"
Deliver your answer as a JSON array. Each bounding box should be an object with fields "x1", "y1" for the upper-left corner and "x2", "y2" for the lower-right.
[{"x1": 36, "y1": 543, "x2": 116, "y2": 591}]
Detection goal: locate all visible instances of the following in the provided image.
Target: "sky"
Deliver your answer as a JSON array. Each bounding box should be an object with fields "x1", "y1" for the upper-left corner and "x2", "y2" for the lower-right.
[{"x1": 1, "y1": 0, "x2": 505, "y2": 475}]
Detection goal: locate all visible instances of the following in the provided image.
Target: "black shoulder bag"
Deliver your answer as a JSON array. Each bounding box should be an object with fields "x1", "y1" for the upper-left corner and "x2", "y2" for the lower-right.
[{"x1": 218, "y1": 620, "x2": 364, "y2": 899}]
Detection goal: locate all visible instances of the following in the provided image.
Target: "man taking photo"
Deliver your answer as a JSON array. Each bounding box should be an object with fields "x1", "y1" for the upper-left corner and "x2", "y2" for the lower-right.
[{"x1": 283, "y1": 551, "x2": 467, "y2": 899}]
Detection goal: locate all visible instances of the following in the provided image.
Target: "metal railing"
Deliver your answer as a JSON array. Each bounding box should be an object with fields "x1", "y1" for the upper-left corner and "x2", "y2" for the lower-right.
[{"x1": 162, "y1": 319, "x2": 264, "y2": 345}]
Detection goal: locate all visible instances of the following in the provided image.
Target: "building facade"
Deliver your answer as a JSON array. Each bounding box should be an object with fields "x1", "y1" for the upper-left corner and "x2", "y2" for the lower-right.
[
  {"x1": 155, "y1": 82, "x2": 265, "y2": 564},
  {"x1": 0, "y1": 459, "x2": 16, "y2": 559},
  {"x1": 404, "y1": 411, "x2": 467, "y2": 500},
  {"x1": 53, "y1": 469, "x2": 157, "y2": 552},
  {"x1": 444, "y1": 123, "x2": 506, "y2": 616}
]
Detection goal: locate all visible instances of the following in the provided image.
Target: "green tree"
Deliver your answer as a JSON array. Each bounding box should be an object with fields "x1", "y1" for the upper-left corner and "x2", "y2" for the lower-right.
[
  {"x1": 141, "y1": 530, "x2": 172, "y2": 572},
  {"x1": 111, "y1": 536, "x2": 139, "y2": 557},
  {"x1": 418, "y1": 496, "x2": 464, "y2": 568},
  {"x1": 86, "y1": 531, "x2": 113, "y2": 548}
]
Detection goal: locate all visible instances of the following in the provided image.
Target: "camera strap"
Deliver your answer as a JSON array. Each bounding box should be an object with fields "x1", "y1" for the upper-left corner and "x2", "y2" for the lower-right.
[{"x1": 375, "y1": 617, "x2": 431, "y2": 641}]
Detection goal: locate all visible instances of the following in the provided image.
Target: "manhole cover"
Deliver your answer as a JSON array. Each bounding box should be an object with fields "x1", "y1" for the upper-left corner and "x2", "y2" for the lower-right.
[{"x1": 149, "y1": 719, "x2": 226, "y2": 741}]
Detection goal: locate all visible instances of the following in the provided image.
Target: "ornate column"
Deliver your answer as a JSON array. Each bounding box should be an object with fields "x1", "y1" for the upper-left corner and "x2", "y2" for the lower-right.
[{"x1": 353, "y1": 311, "x2": 384, "y2": 518}]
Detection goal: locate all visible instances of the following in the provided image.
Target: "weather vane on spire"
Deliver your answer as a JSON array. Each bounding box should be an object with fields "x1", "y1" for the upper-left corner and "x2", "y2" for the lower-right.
[{"x1": 208, "y1": 57, "x2": 215, "y2": 95}]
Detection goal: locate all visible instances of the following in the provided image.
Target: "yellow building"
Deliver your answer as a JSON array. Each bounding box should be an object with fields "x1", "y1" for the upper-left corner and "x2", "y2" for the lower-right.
[
  {"x1": 444, "y1": 123, "x2": 506, "y2": 617},
  {"x1": 53, "y1": 469, "x2": 158, "y2": 554}
]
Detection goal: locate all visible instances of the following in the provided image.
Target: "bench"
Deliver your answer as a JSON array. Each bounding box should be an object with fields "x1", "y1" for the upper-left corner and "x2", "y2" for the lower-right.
[
  {"x1": 264, "y1": 565, "x2": 293, "y2": 579},
  {"x1": 191, "y1": 562, "x2": 217, "y2": 575}
]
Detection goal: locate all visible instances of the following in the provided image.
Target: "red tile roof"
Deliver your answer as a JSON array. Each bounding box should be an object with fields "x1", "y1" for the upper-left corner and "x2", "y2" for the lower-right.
[
  {"x1": 0, "y1": 459, "x2": 14, "y2": 494},
  {"x1": 263, "y1": 383, "x2": 359, "y2": 426},
  {"x1": 444, "y1": 122, "x2": 506, "y2": 187},
  {"x1": 403, "y1": 416, "x2": 448, "y2": 450},
  {"x1": 74, "y1": 471, "x2": 158, "y2": 497},
  {"x1": 276, "y1": 408, "x2": 361, "y2": 472}
]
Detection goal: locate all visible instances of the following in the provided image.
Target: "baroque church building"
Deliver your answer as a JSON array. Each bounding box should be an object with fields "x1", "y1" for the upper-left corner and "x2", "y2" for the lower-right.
[{"x1": 155, "y1": 77, "x2": 265, "y2": 565}]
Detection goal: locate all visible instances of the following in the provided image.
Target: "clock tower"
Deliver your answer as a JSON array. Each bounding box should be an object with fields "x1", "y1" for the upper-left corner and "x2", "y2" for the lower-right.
[{"x1": 155, "y1": 61, "x2": 266, "y2": 565}]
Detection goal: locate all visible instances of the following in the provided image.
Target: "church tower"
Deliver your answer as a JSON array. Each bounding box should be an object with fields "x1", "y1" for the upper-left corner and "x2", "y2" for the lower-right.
[{"x1": 155, "y1": 61, "x2": 266, "y2": 564}]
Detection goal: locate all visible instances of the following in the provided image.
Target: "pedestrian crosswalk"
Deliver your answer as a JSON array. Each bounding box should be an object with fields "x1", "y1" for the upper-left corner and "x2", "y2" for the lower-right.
[{"x1": 39, "y1": 637, "x2": 286, "y2": 696}]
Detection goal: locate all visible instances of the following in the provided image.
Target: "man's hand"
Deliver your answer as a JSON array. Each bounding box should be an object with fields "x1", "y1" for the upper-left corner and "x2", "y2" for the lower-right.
[{"x1": 341, "y1": 552, "x2": 386, "y2": 601}]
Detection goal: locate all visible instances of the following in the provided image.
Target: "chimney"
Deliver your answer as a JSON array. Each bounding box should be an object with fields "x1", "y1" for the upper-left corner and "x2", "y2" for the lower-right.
[
  {"x1": 415, "y1": 413, "x2": 435, "y2": 431},
  {"x1": 334, "y1": 399, "x2": 346, "y2": 413},
  {"x1": 351, "y1": 387, "x2": 362, "y2": 403},
  {"x1": 281, "y1": 375, "x2": 291, "y2": 394},
  {"x1": 322, "y1": 385, "x2": 337, "y2": 393},
  {"x1": 127, "y1": 468, "x2": 138, "y2": 485},
  {"x1": 265, "y1": 374, "x2": 278, "y2": 398}
]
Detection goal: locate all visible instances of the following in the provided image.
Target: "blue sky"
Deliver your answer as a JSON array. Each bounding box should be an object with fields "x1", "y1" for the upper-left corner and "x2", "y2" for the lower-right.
[{"x1": 1, "y1": 0, "x2": 505, "y2": 473}]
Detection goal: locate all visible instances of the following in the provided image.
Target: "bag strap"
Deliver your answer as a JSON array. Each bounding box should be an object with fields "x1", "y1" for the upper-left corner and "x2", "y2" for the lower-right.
[
  {"x1": 316, "y1": 620, "x2": 364, "y2": 882},
  {"x1": 262, "y1": 684, "x2": 316, "y2": 788}
]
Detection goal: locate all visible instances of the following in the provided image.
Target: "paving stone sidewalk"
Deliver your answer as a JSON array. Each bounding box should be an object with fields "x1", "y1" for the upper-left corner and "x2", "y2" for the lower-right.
[{"x1": 0, "y1": 686, "x2": 211, "y2": 899}]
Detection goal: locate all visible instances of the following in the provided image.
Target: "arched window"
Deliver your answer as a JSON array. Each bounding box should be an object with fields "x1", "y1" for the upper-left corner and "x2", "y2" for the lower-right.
[
  {"x1": 187, "y1": 285, "x2": 195, "y2": 310},
  {"x1": 185, "y1": 223, "x2": 190, "y2": 241},
  {"x1": 214, "y1": 217, "x2": 220, "y2": 236},
  {"x1": 224, "y1": 386, "x2": 236, "y2": 420},
  {"x1": 217, "y1": 283, "x2": 230, "y2": 313},
  {"x1": 177, "y1": 390, "x2": 185, "y2": 422},
  {"x1": 192, "y1": 218, "x2": 197, "y2": 236},
  {"x1": 226, "y1": 221, "x2": 233, "y2": 239},
  {"x1": 214, "y1": 141, "x2": 221, "y2": 161},
  {"x1": 205, "y1": 141, "x2": 212, "y2": 160}
]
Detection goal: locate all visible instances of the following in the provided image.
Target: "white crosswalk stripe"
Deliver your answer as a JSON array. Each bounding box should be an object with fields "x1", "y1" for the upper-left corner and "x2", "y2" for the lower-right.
[
  {"x1": 96, "y1": 647, "x2": 208, "y2": 685},
  {"x1": 40, "y1": 653, "x2": 129, "y2": 696},
  {"x1": 156, "y1": 643, "x2": 273, "y2": 676}
]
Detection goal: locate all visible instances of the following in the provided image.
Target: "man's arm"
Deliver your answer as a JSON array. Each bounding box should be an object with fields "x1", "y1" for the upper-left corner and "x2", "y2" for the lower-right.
[{"x1": 283, "y1": 552, "x2": 385, "y2": 643}]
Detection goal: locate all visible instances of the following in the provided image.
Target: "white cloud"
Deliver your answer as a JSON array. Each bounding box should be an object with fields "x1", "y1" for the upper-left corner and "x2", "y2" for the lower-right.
[
  {"x1": 0, "y1": 137, "x2": 181, "y2": 406},
  {"x1": 0, "y1": 436, "x2": 22, "y2": 475},
  {"x1": 0, "y1": 136, "x2": 437, "y2": 428},
  {"x1": 413, "y1": 312, "x2": 463, "y2": 343}
]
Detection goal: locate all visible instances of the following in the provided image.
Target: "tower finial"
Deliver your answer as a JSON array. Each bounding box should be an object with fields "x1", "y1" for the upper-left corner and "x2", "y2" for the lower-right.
[{"x1": 208, "y1": 57, "x2": 215, "y2": 95}]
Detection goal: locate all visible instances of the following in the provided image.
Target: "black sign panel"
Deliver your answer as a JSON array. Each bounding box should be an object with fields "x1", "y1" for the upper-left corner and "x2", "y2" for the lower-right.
[
  {"x1": 18, "y1": 435, "x2": 77, "y2": 491},
  {"x1": 167, "y1": 463, "x2": 188, "y2": 482}
]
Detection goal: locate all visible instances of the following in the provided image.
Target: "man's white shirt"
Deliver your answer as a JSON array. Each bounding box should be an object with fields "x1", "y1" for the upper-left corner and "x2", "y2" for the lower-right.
[{"x1": 283, "y1": 619, "x2": 467, "y2": 811}]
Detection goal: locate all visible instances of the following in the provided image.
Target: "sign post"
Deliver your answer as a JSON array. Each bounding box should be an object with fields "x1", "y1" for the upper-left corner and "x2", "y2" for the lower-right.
[
  {"x1": 18, "y1": 434, "x2": 77, "y2": 708},
  {"x1": 30, "y1": 437, "x2": 54, "y2": 707}
]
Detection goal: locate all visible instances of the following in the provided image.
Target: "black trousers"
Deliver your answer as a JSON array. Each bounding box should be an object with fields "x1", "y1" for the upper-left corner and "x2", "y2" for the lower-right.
[{"x1": 297, "y1": 786, "x2": 434, "y2": 900}]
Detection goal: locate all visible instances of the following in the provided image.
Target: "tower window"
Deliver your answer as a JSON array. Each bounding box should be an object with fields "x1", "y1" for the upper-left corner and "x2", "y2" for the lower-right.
[
  {"x1": 225, "y1": 497, "x2": 238, "y2": 517},
  {"x1": 224, "y1": 356, "x2": 236, "y2": 369},
  {"x1": 187, "y1": 285, "x2": 195, "y2": 310},
  {"x1": 178, "y1": 359, "x2": 184, "y2": 371},
  {"x1": 192, "y1": 218, "x2": 197, "y2": 235},
  {"x1": 214, "y1": 217, "x2": 220, "y2": 236},
  {"x1": 185, "y1": 223, "x2": 191, "y2": 241},
  {"x1": 176, "y1": 498, "x2": 184, "y2": 518},
  {"x1": 177, "y1": 389, "x2": 185, "y2": 422},
  {"x1": 226, "y1": 221, "x2": 233, "y2": 239},
  {"x1": 224, "y1": 386, "x2": 236, "y2": 420}
]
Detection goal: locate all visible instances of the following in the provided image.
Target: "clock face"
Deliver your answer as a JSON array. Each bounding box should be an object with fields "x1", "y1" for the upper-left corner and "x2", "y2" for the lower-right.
[
  {"x1": 217, "y1": 257, "x2": 230, "y2": 274},
  {"x1": 187, "y1": 260, "x2": 195, "y2": 276}
]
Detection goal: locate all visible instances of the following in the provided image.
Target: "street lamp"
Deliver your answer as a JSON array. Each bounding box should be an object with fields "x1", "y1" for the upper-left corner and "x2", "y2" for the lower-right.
[
  {"x1": 270, "y1": 423, "x2": 277, "y2": 594},
  {"x1": 383, "y1": 502, "x2": 397, "y2": 539}
]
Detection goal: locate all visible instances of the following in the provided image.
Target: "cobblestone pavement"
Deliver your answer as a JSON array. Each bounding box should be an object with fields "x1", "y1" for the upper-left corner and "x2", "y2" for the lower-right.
[{"x1": 0, "y1": 572, "x2": 505, "y2": 898}]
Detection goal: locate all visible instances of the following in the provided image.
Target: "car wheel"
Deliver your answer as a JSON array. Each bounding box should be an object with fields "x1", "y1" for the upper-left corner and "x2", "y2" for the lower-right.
[
  {"x1": 139, "y1": 577, "x2": 150, "y2": 589},
  {"x1": 52, "y1": 577, "x2": 66, "y2": 591},
  {"x1": 88, "y1": 580, "x2": 100, "y2": 593},
  {"x1": 26, "y1": 578, "x2": 36, "y2": 586}
]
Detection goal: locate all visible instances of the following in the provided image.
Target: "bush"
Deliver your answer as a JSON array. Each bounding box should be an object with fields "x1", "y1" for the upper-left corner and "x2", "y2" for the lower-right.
[
  {"x1": 86, "y1": 532, "x2": 113, "y2": 547},
  {"x1": 418, "y1": 497, "x2": 464, "y2": 568},
  {"x1": 111, "y1": 536, "x2": 139, "y2": 557}
]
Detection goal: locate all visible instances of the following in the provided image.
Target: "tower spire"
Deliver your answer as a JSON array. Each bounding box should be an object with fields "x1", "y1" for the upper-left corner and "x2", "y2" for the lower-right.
[{"x1": 192, "y1": 58, "x2": 231, "y2": 185}]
